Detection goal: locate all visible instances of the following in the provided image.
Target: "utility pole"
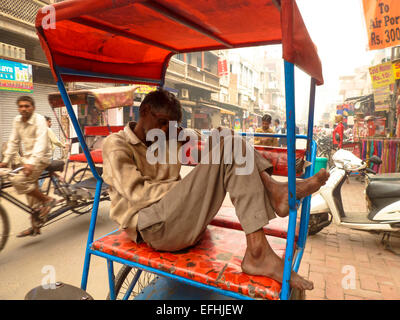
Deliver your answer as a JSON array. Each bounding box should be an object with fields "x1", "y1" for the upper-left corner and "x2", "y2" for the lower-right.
[{"x1": 390, "y1": 46, "x2": 400, "y2": 137}]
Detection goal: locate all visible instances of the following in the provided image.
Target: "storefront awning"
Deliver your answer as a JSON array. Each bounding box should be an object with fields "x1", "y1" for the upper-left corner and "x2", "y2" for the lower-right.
[
  {"x1": 220, "y1": 109, "x2": 236, "y2": 116},
  {"x1": 198, "y1": 103, "x2": 236, "y2": 116},
  {"x1": 48, "y1": 85, "x2": 138, "y2": 110}
]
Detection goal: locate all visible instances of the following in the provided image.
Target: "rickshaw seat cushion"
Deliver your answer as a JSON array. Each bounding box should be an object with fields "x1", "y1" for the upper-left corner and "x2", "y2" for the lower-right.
[
  {"x1": 69, "y1": 149, "x2": 103, "y2": 163},
  {"x1": 45, "y1": 160, "x2": 65, "y2": 173},
  {"x1": 91, "y1": 225, "x2": 285, "y2": 300},
  {"x1": 84, "y1": 126, "x2": 124, "y2": 136},
  {"x1": 184, "y1": 142, "x2": 306, "y2": 177},
  {"x1": 254, "y1": 146, "x2": 306, "y2": 177},
  {"x1": 211, "y1": 206, "x2": 299, "y2": 240}
]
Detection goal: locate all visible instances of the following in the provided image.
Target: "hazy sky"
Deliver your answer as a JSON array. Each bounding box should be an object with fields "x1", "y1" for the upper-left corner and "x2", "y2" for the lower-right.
[{"x1": 295, "y1": 0, "x2": 376, "y2": 123}]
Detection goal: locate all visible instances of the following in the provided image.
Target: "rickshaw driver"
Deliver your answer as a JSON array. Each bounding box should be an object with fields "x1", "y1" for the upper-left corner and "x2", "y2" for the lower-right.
[
  {"x1": 102, "y1": 89, "x2": 329, "y2": 291},
  {"x1": 0, "y1": 96, "x2": 56, "y2": 237}
]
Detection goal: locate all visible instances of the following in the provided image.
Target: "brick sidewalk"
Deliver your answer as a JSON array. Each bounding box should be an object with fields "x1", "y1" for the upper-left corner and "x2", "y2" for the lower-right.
[{"x1": 302, "y1": 178, "x2": 400, "y2": 300}]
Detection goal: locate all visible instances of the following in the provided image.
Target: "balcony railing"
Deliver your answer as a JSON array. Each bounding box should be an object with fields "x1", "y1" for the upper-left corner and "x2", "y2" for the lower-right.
[
  {"x1": 0, "y1": 0, "x2": 47, "y2": 26},
  {"x1": 167, "y1": 57, "x2": 220, "y2": 91}
]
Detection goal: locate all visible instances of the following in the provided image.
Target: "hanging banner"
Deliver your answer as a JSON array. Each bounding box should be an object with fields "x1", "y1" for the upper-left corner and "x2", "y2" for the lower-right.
[
  {"x1": 369, "y1": 62, "x2": 395, "y2": 88},
  {"x1": 0, "y1": 59, "x2": 33, "y2": 93},
  {"x1": 362, "y1": 0, "x2": 400, "y2": 50},
  {"x1": 218, "y1": 59, "x2": 228, "y2": 76}
]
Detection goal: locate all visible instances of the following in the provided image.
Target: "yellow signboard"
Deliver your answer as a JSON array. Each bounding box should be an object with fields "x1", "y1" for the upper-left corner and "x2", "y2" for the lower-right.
[
  {"x1": 392, "y1": 60, "x2": 400, "y2": 79},
  {"x1": 135, "y1": 85, "x2": 157, "y2": 94},
  {"x1": 369, "y1": 62, "x2": 395, "y2": 88},
  {"x1": 363, "y1": 0, "x2": 400, "y2": 50}
]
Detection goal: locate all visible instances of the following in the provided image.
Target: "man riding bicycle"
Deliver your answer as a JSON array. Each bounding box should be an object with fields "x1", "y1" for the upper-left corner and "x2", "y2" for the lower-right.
[{"x1": 0, "y1": 96, "x2": 56, "y2": 237}]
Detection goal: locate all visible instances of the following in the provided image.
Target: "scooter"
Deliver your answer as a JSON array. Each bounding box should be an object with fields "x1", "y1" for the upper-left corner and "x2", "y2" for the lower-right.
[{"x1": 309, "y1": 149, "x2": 400, "y2": 251}]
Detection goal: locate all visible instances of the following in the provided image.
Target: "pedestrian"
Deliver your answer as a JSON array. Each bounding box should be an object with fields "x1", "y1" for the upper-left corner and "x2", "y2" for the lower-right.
[
  {"x1": 274, "y1": 119, "x2": 282, "y2": 134},
  {"x1": 254, "y1": 114, "x2": 279, "y2": 146},
  {"x1": 333, "y1": 115, "x2": 344, "y2": 149},
  {"x1": 45, "y1": 116, "x2": 68, "y2": 159}
]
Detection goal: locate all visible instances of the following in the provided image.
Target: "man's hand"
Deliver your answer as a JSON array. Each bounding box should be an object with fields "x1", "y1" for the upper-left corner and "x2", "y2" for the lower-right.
[
  {"x1": 23, "y1": 164, "x2": 34, "y2": 177},
  {"x1": 0, "y1": 163, "x2": 8, "y2": 168}
]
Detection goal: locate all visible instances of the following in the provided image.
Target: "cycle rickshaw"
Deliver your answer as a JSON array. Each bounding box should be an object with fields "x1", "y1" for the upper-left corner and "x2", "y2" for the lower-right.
[
  {"x1": 0, "y1": 86, "x2": 136, "y2": 252},
  {"x1": 34, "y1": 0, "x2": 323, "y2": 300}
]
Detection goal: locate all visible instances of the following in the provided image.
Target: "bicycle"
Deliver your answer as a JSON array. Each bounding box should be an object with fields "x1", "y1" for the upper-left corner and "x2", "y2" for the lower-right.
[{"x1": 0, "y1": 161, "x2": 110, "y2": 252}]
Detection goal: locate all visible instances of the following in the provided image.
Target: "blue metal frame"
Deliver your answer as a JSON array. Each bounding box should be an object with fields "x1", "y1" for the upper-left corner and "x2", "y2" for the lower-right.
[{"x1": 53, "y1": 59, "x2": 318, "y2": 301}]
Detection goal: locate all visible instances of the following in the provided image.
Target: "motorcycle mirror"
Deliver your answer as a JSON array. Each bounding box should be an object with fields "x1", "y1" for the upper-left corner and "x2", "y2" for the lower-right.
[{"x1": 369, "y1": 155, "x2": 382, "y2": 165}]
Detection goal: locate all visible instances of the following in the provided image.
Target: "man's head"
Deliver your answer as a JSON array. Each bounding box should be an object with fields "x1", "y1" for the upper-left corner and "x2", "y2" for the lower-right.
[
  {"x1": 45, "y1": 116, "x2": 52, "y2": 127},
  {"x1": 335, "y1": 115, "x2": 343, "y2": 124},
  {"x1": 261, "y1": 114, "x2": 272, "y2": 130},
  {"x1": 16, "y1": 96, "x2": 35, "y2": 122},
  {"x1": 274, "y1": 119, "x2": 280, "y2": 127},
  {"x1": 138, "y1": 89, "x2": 182, "y2": 137}
]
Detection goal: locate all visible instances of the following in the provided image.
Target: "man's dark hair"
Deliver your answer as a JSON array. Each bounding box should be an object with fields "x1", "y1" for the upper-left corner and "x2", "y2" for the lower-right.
[
  {"x1": 45, "y1": 116, "x2": 51, "y2": 122},
  {"x1": 140, "y1": 89, "x2": 182, "y2": 122},
  {"x1": 262, "y1": 114, "x2": 272, "y2": 122},
  {"x1": 17, "y1": 96, "x2": 35, "y2": 107},
  {"x1": 275, "y1": 119, "x2": 280, "y2": 125}
]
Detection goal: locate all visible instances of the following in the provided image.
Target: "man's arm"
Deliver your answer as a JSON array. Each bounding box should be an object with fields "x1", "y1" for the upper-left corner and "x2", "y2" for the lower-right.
[
  {"x1": 103, "y1": 139, "x2": 175, "y2": 205},
  {"x1": 48, "y1": 128, "x2": 65, "y2": 148},
  {"x1": 1, "y1": 119, "x2": 20, "y2": 165}
]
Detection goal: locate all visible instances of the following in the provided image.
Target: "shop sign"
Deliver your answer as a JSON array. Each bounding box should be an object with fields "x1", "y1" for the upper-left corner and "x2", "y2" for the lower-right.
[
  {"x1": 369, "y1": 62, "x2": 395, "y2": 88},
  {"x1": 363, "y1": 0, "x2": 400, "y2": 50},
  {"x1": 135, "y1": 85, "x2": 157, "y2": 94},
  {"x1": 373, "y1": 85, "x2": 391, "y2": 111},
  {"x1": 218, "y1": 59, "x2": 228, "y2": 76},
  {"x1": 392, "y1": 60, "x2": 400, "y2": 79},
  {"x1": 0, "y1": 59, "x2": 33, "y2": 93}
]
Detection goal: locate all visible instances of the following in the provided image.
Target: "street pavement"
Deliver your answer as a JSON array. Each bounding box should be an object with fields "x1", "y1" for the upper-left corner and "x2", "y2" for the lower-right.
[{"x1": 0, "y1": 167, "x2": 399, "y2": 300}]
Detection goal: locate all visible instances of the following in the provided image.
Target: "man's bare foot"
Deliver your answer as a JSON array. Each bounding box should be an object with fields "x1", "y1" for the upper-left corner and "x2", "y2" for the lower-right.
[
  {"x1": 241, "y1": 245, "x2": 313, "y2": 291},
  {"x1": 261, "y1": 169, "x2": 330, "y2": 217}
]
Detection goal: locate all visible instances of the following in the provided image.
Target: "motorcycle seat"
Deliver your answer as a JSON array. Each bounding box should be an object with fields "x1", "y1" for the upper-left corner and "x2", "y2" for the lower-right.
[
  {"x1": 366, "y1": 181, "x2": 400, "y2": 199},
  {"x1": 45, "y1": 160, "x2": 65, "y2": 173}
]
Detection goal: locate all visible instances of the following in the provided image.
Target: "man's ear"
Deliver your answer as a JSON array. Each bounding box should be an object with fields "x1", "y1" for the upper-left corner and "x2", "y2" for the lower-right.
[{"x1": 140, "y1": 104, "x2": 149, "y2": 117}]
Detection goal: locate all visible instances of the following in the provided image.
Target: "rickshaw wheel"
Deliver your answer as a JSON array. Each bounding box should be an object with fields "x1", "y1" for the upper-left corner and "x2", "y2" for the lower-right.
[
  {"x1": 68, "y1": 167, "x2": 95, "y2": 184},
  {"x1": 0, "y1": 204, "x2": 10, "y2": 252},
  {"x1": 67, "y1": 168, "x2": 97, "y2": 215},
  {"x1": 106, "y1": 265, "x2": 154, "y2": 300}
]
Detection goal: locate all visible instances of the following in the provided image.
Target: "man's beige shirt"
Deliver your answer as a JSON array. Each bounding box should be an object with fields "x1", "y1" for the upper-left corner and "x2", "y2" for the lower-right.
[
  {"x1": 102, "y1": 122, "x2": 199, "y2": 242},
  {"x1": 48, "y1": 127, "x2": 65, "y2": 152},
  {"x1": 3, "y1": 113, "x2": 52, "y2": 166}
]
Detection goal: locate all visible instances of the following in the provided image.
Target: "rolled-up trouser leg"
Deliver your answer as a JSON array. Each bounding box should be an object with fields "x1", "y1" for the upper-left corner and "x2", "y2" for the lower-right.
[
  {"x1": 9, "y1": 163, "x2": 48, "y2": 197},
  {"x1": 136, "y1": 134, "x2": 277, "y2": 252}
]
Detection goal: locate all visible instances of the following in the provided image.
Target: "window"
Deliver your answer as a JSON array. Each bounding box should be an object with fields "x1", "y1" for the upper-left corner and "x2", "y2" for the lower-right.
[{"x1": 175, "y1": 53, "x2": 184, "y2": 61}]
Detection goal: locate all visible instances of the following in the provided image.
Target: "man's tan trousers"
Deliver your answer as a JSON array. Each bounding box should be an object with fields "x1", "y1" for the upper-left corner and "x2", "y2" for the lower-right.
[{"x1": 135, "y1": 135, "x2": 277, "y2": 252}]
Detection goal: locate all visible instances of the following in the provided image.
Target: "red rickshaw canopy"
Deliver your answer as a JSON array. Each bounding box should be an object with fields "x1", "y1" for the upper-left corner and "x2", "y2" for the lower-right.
[{"x1": 36, "y1": 0, "x2": 323, "y2": 85}]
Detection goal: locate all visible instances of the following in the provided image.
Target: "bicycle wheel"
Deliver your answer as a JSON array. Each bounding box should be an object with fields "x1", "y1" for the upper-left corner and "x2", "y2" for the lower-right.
[
  {"x1": 68, "y1": 167, "x2": 94, "y2": 184},
  {"x1": 67, "y1": 168, "x2": 97, "y2": 215},
  {"x1": 0, "y1": 204, "x2": 10, "y2": 252},
  {"x1": 106, "y1": 265, "x2": 155, "y2": 300}
]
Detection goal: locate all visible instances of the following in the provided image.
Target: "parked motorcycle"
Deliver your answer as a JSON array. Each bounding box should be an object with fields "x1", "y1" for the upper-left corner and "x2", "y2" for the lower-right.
[{"x1": 309, "y1": 149, "x2": 400, "y2": 252}]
